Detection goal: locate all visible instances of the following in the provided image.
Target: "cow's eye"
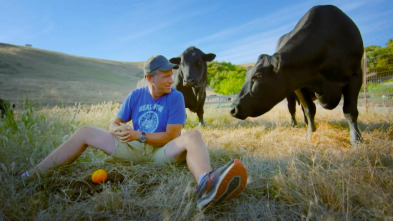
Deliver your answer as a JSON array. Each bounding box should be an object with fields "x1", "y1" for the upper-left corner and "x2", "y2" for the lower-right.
[{"x1": 252, "y1": 74, "x2": 262, "y2": 82}]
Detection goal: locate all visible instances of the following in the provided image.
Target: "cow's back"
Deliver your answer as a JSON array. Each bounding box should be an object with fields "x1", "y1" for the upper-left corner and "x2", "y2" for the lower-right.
[{"x1": 277, "y1": 5, "x2": 363, "y2": 81}]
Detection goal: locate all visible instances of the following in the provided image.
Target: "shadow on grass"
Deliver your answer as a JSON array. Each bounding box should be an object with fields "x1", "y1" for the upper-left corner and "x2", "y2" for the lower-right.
[
  {"x1": 1, "y1": 146, "x2": 303, "y2": 220},
  {"x1": 2, "y1": 138, "x2": 392, "y2": 220}
]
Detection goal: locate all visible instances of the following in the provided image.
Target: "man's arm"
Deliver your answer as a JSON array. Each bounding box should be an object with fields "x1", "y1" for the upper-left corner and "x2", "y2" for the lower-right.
[{"x1": 145, "y1": 124, "x2": 183, "y2": 147}]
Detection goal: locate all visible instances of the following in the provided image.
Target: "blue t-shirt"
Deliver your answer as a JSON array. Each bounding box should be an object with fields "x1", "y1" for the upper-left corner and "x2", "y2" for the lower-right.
[{"x1": 117, "y1": 87, "x2": 186, "y2": 133}]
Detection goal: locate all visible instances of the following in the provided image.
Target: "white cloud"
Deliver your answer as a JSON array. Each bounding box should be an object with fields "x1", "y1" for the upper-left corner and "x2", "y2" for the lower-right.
[{"x1": 213, "y1": 21, "x2": 296, "y2": 63}]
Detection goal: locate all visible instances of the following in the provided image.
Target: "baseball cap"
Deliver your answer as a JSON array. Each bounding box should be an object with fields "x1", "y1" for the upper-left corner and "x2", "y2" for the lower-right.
[{"x1": 144, "y1": 55, "x2": 179, "y2": 76}]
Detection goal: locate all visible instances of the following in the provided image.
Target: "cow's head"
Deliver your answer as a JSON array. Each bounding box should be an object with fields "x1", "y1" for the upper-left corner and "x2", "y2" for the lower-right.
[
  {"x1": 170, "y1": 46, "x2": 216, "y2": 88},
  {"x1": 230, "y1": 53, "x2": 287, "y2": 119}
]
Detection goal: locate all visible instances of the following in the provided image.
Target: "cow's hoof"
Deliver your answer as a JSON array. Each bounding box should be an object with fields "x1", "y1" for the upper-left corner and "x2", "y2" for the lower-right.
[
  {"x1": 350, "y1": 136, "x2": 364, "y2": 148},
  {"x1": 198, "y1": 122, "x2": 206, "y2": 127}
]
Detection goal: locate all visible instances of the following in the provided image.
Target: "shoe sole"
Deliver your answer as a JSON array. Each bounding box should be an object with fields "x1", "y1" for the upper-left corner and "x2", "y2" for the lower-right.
[{"x1": 197, "y1": 159, "x2": 247, "y2": 209}]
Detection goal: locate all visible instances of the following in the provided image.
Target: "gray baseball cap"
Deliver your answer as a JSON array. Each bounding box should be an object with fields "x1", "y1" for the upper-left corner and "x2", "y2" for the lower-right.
[{"x1": 144, "y1": 55, "x2": 179, "y2": 76}]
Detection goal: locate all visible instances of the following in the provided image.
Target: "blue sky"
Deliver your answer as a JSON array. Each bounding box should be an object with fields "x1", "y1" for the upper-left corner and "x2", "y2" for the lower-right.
[{"x1": 1, "y1": 0, "x2": 392, "y2": 64}]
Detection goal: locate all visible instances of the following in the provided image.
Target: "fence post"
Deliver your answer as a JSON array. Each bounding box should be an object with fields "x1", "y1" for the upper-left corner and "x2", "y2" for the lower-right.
[{"x1": 363, "y1": 51, "x2": 368, "y2": 112}]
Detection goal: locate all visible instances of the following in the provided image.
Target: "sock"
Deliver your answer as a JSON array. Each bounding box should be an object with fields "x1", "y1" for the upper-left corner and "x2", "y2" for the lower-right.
[{"x1": 198, "y1": 172, "x2": 208, "y2": 186}]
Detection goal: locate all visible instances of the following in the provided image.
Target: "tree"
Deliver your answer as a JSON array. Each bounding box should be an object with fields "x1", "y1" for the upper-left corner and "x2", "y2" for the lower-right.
[
  {"x1": 365, "y1": 39, "x2": 393, "y2": 81},
  {"x1": 207, "y1": 61, "x2": 247, "y2": 95}
]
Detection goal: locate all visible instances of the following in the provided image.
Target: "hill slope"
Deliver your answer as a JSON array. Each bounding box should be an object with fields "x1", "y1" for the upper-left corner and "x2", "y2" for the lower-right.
[{"x1": 0, "y1": 43, "x2": 144, "y2": 107}]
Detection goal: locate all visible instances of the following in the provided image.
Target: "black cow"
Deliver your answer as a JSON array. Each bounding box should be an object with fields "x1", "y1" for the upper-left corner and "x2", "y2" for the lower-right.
[
  {"x1": 0, "y1": 98, "x2": 15, "y2": 118},
  {"x1": 230, "y1": 5, "x2": 364, "y2": 146},
  {"x1": 170, "y1": 46, "x2": 216, "y2": 126}
]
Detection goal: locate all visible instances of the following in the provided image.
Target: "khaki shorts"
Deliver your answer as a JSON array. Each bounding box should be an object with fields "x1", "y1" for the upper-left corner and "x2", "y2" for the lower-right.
[{"x1": 111, "y1": 139, "x2": 174, "y2": 165}]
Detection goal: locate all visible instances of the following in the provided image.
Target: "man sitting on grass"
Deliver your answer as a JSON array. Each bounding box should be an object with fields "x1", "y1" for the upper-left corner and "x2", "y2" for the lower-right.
[{"x1": 20, "y1": 55, "x2": 248, "y2": 209}]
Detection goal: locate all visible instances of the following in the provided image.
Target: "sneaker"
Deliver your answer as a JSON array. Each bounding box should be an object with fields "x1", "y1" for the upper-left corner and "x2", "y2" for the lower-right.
[{"x1": 196, "y1": 159, "x2": 247, "y2": 209}]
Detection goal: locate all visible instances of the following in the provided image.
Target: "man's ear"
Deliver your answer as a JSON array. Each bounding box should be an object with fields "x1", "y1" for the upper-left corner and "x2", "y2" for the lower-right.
[{"x1": 146, "y1": 75, "x2": 153, "y2": 83}]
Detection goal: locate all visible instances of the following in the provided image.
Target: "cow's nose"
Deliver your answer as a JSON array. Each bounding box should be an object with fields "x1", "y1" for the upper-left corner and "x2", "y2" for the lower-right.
[
  {"x1": 183, "y1": 80, "x2": 195, "y2": 87},
  {"x1": 230, "y1": 106, "x2": 245, "y2": 119},
  {"x1": 230, "y1": 107, "x2": 237, "y2": 116}
]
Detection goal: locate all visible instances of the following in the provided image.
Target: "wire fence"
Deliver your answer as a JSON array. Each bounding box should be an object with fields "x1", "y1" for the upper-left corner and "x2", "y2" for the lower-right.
[
  {"x1": 362, "y1": 47, "x2": 393, "y2": 111},
  {"x1": 205, "y1": 94, "x2": 236, "y2": 108},
  {"x1": 363, "y1": 50, "x2": 393, "y2": 84}
]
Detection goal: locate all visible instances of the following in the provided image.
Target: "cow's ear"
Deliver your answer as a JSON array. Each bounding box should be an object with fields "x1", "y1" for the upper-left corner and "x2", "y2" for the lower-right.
[
  {"x1": 203, "y1": 53, "x2": 216, "y2": 62},
  {"x1": 270, "y1": 53, "x2": 280, "y2": 73},
  {"x1": 169, "y1": 57, "x2": 181, "y2": 65}
]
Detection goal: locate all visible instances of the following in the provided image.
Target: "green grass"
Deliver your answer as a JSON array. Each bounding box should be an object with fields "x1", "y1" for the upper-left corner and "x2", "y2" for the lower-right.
[
  {"x1": 1, "y1": 101, "x2": 392, "y2": 220},
  {"x1": 366, "y1": 82, "x2": 393, "y2": 94},
  {"x1": 362, "y1": 78, "x2": 393, "y2": 95}
]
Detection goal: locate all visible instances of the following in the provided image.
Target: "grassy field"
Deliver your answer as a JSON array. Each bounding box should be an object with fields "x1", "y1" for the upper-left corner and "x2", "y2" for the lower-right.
[
  {"x1": 0, "y1": 100, "x2": 392, "y2": 220},
  {"x1": 1, "y1": 42, "x2": 392, "y2": 220}
]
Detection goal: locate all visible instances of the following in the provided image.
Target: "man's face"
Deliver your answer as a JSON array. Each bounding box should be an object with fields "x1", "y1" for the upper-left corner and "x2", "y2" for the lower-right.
[{"x1": 149, "y1": 69, "x2": 173, "y2": 97}]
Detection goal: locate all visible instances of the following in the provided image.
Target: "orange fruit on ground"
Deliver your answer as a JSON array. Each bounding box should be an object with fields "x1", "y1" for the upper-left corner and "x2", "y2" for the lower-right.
[{"x1": 91, "y1": 169, "x2": 108, "y2": 184}]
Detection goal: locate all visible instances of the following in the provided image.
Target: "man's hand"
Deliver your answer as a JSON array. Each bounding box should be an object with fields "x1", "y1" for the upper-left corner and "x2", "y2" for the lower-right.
[
  {"x1": 114, "y1": 123, "x2": 139, "y2": 143},
  {"x1": 108, "y1": 117, "x2": 183, "y2": 146}
]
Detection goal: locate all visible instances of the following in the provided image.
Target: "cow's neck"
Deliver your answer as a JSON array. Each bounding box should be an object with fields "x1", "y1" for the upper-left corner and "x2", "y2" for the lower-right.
[{"x1": 279, "y1": 53, "x2": 321, "y2": 93}]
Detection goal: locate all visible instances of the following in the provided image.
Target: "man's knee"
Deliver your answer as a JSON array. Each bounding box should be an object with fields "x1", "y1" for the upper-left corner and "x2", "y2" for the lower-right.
[
  {"x1": 183, "y1": 129, "x2": 202, "y2": 141},
  {"x1": 75, "y1": 126, "x2": 99, "y2": 140},
  {"x1": 76, "y1": 126, "x2": 92, "y2": 134}
]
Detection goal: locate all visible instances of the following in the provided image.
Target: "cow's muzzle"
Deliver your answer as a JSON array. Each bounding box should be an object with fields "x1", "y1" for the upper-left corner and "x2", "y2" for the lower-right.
[
  {"x1": 183, "y1": 79, "x2": 195, "y2": 87},
  {"x1": 230, "y1": 106, "x2": 246, "y2": 120},
  {"x1": 183, "y1": 81, "x2": 194, "y2": 87}
]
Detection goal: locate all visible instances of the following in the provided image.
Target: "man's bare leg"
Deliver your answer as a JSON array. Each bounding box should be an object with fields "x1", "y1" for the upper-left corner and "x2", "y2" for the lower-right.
[
  {"x1": 164, "y1": 130, "x2": 211, "y2": 182},
  {"x1": 27, "y1": 126, "x2": 116, "y2": 175}
]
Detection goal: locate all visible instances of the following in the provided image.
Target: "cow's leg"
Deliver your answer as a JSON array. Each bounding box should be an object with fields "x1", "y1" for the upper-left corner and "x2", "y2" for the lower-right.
[
  {"x1": 301, "y1": 105, "x2": 308, "y2": 125},
  {"x1": 287, "y1": 93, "x2": 297, "y2": 126},
  {"x1": 197, "y1": 108, "x2": 205, "y2": 127},
  {"x1": 342, "y1": 70, "x2": 363, "y2": 147},
  {"x1": 197, "y1": 90, "x2": 206, "y2": 127},
  {"x1": 295, "y1": 89, "x2": 316, "y2": 141}
]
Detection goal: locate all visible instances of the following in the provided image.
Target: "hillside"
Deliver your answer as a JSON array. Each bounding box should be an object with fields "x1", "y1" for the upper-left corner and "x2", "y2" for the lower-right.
[
  {"x1": 0, "y1": 43, "x2": 144, "y2": 107},
  {"x1": 237, "y1": 62, "x2": 255, "y2": 68}
]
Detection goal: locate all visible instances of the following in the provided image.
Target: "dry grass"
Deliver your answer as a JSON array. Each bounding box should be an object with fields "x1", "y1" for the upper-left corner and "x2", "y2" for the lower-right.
[{"x1": 0, "y1": 101, "x2": 392, "y2": 220}]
